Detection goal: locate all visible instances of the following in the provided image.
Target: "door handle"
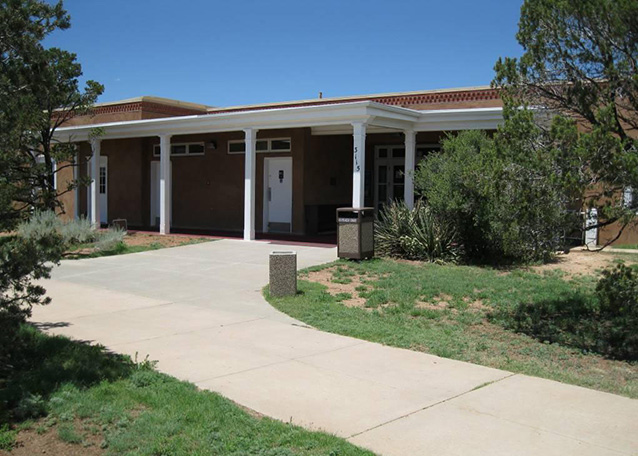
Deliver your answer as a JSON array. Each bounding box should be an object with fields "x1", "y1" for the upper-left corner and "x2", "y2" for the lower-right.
[{"x1": 268, "y1": 187, "x2": 272, "y2": 201}]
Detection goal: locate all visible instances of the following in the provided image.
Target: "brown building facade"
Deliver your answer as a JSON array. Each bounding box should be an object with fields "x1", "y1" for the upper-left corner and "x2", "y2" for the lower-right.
[{"x1": 52, "y1": 87, "x2": 638, "y2": 246}]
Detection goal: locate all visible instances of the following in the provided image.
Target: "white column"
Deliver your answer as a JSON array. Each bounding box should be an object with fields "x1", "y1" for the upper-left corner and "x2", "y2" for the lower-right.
[
  {"x1": 89, "y1": 138, "x2": 100, "y2": 228},
  {"x1": 585, "y1": 208, "x2": 598, "y2": 247},
  {"x1": 243, "y1": 128, "x2": 258, "y2": 240},
  {"x1": 352, "y1": 122, "x2": 367, "y2": 207},
  {"x1": 404, "y1": 130, "x2": 416, "y2": 209},
  {"x1": 159, "y1": 134, "x2": 172, "y2": 235},
  {"x1": 74, "y1": 147, "x2": 80, "y2": 220}
]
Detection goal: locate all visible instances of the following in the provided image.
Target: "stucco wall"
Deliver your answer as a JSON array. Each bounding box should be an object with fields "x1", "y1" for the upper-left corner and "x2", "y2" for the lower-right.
[
  {"x1": 76, "y1": 139, "x2": 145, "y2": 226},
  {"x1": 56, "y1": 161, "x2": 76, "y2": 222},
  {"x1": 141, "y1": 128, "x2": 306, "y2": 233},
  {"x1": 599, "y1": 221, "x2": 638, "y2": 246}
]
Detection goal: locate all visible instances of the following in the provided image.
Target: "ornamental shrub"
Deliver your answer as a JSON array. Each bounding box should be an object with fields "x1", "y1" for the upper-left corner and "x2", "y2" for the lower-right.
[
  {"x1": 595, "y1": 264, "x2": 638, "y2": 360},
  {"x1": 94, "y1": 227, "x2": 125, "y2": 252},
  {"x1": 375, "y1": 200, "x2": 460, "y2": 262},
  {"x1": 60, "y1": 217, "x2": 95, "y2": 244},
  {"x1": 414, "y1": 129, "x2": 578, "y2": 264}
]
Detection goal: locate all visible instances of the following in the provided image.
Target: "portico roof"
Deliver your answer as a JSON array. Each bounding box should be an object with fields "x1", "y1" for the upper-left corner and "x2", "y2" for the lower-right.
[{"x1": 53, "y1": 100, "x2": 503, "y2": 142}]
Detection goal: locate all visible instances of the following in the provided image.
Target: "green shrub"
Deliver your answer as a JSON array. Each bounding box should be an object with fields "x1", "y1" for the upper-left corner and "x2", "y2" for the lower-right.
[
  {"x1": 13, "y1": 393, "x2": 47, "y2": 420},
  {"x1": 414, "y1": 130, "x2": 577, "y2": 263},
  {"x1": 504, "y1": 296, "x2": 600, "y2": 351},
  {"x1": 597, "y1": 263, "x2": 638, "y2": 315},
  {"x1": 17, "y1": 210, "x2": 62, "y2": 241},
  {"x1": 503, "y1": 264, "x2": 638, "y2": 360},
  {"x1": 375, "y1": 200, "x2": 460, "y2": 262},
  {"x1": 595, "y1": 264, "x2": 638, "y2": 360},
  {"x1": 1, "y1": 224, "x2": 65, "y2": 381},
  {"x1": 60, "y1": 217, "x2": 95, "y2": 244},
  {"x1": 19, "y1": 211, "x2": 99, "y2": 246},
  {"x1": 95, "y1": 227, "x2": 125, "y2": 252}
]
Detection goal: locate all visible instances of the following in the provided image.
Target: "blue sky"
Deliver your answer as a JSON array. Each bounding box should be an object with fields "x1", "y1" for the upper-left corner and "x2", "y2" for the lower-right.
[{"x1": 44, "y1": 0, "x2": 524, "y2": 107}]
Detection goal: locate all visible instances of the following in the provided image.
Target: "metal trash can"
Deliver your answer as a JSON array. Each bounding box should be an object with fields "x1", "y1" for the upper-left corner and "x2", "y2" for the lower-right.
[
  {"x1": 269, "y1": 251, "x2": 297, "y2": 297},
  {"x1": 111, "y1": 218, "x2": 127, "y2": 233},
  {"x1": 336, "y1": 207, "x2": 374, "y2": 260}
]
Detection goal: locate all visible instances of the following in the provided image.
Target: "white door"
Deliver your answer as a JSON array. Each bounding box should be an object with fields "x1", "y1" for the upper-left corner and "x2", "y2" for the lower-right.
[
  {"x1": 150, "y1": 161, "x2": 172, "y2": 227},
  {"x1": 264, "y1": 157, "x2": 292, "y2": 232},
  {"x1": 87, "y1": 156, "x2": 108, "y2": 225}
]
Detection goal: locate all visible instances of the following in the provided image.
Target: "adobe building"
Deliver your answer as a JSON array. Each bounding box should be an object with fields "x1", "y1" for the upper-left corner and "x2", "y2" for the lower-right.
[{"x1": 52, "y1": 86, "x2": 634, "y2": 246}]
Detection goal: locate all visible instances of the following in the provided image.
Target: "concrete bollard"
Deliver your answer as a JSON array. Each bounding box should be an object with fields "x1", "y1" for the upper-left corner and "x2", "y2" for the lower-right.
[{"x1": 269, "y1": 251, "x2": 297, "y2": 297}]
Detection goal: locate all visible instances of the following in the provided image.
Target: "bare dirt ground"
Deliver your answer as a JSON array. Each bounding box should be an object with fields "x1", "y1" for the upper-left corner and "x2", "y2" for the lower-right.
[
  {"x1": 530, "y1": 249, "x2": 636, "y2": 278},
  {"x1": 66, "y1": 231, "x2": 210, "y2": 257},
  {"x1": 0, "y1": 421, "x2": 104, "y2": 456},
  {"x1": 305, "y1": 267, "x2": 369, "y2": 308},
  {"x1": 122, "y1": 231, "x2": 208, "y2": 248}
]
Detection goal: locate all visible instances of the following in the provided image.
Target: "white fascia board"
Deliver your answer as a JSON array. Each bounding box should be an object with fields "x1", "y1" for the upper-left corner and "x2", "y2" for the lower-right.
[
  {"x1": 53, "y1": 101, "x2": 390, "y2": 142},
  {"x1": 365, "y1": 102, "x2": 421, "y2": 120},
  {"x1": 311, "y1": 125, "x2": 403, "y2": 135},
  {"x1": 52, "y1": 102, "x2": 501, "y2": 143},
  {"x1": 414, "y1": 107, "x2": 504, "y2": 131},
  {"x1": 52, "y1": 101, "x2": 423, "y2": 143}
]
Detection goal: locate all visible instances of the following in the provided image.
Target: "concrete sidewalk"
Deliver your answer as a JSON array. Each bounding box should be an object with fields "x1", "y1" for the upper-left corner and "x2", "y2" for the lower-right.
[{"x1": 32, "y1": 239, "x2": 638, "y2": 456}]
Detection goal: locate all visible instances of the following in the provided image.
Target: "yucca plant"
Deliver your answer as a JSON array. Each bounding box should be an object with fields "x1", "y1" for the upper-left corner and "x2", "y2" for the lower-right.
[{"x1": 375, "y1": 200, "x2": 460, "y2": 262}]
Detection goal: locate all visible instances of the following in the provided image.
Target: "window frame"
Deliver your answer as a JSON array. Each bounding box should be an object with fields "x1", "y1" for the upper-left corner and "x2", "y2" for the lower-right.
[
  {"x1": 373, "y1": 143, "x2": 441, "y2": 211},
  {"x1": 152, "y1": 141, "x2": 206, "y2": 157},
  {"x1": 227, "y1": 137, "x2": 292, "y2": 155}
]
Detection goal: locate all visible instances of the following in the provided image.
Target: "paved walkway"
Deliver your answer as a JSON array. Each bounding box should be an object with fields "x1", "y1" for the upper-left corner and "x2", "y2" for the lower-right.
[{"x1": 32, "y1": 240, "x2": 638, "y2": 456}]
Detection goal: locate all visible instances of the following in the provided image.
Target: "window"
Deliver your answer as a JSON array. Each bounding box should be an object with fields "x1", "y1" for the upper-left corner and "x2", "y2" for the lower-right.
[
  {"x1": 172, "y1": 145, "x2": 187, "y2": 155},
  {"x1": 228, "y1": 138, "x2": 291, "y2": 154},
  {"x1": 270, "y1": 139, "x2": 291, "y2": 151},
  {"x1": 374, "y1": 144, "x2": 441, "y2": 211},
  {"x1": 153, "y1": 142, "x2": 206, "y2": 157},
  {"x1": 99, "y1": 166, "x2": 106, "y2": 194},
  {"x1": 228, "y1": 142, "x2": 245, "y2": 153}
]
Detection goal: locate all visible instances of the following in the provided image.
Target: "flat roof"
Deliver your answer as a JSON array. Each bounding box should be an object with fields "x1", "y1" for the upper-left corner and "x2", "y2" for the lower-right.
[
  {"x1": 91, "y1": 95, "x2": 211, "y2": 111},
  {"x1": 91, "y1": 85, "x2": 496, "y2": 115},
  {"x1": 53, "y1": 100, "x2": 503, "y2": 142},
  {"x1": 205, "y1": 85, "x2": 495, "y2": 113}
]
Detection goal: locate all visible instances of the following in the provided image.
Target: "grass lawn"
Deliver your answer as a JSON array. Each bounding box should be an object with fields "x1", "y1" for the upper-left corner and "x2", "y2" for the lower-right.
[
  {"x1": 265, "y1": 256, "x2": 638, "y2": 399},
  {"x1": 0, "y1": 326, "x2": 371, "y2": 455},
  {"x1": 65, "y1": 232, "x2": 212, "y2": 259}
]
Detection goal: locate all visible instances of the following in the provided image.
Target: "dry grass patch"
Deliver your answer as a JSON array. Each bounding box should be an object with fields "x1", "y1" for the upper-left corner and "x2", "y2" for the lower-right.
[
  {"x1": 122, "y1": 232, "x2": 206, "y2": 249},
  {"x1": 530, "y1": 249, "x2": 636, "y2": 278},
  {"x1": 2, "y1": 418, "x2": 105, "y2": 456},
  {"x1": 416, "y1": 293, "x2": 455, "y2": 312},
  {"x1": 305, "y1": 266, "x2": 368, "y2": 308},
  {"x1": 65, "y1": 232, "x2": 212, "y2": 259}
]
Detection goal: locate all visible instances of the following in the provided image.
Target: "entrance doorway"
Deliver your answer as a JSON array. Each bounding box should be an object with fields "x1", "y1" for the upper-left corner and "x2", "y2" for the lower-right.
[
  {"x1": 374, "y1": 146, "x2": 405, "y2": 211},
  {"x1": 263, "y1": 157, "x2": 292, "y2": 233},
  {"x1": 87, "y1": 156, "x2": 108, "y2": 225},
  {"x1": 374, "y1": 144, "x2": 442, "y2": 211}
]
